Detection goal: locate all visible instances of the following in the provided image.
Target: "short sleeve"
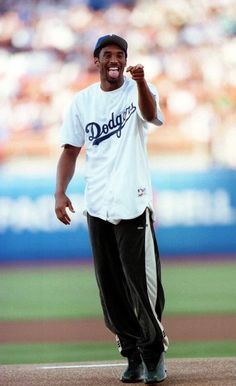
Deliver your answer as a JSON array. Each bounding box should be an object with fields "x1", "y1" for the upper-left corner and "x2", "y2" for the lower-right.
[{"x1": 60, "y1": 95, "x2": 85, "y2": 147}]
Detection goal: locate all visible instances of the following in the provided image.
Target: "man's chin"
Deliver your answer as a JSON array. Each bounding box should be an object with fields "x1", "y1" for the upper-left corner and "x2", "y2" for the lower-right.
[
  {"x1": 107, "y1": 74, "x2": 125, "y2": 85},
  {"x1": 107, "y1": 77, "x2": 119, "y2": 84},
  {"x1": 102, "y1": 72, "x2": 124, "y2": 86}
]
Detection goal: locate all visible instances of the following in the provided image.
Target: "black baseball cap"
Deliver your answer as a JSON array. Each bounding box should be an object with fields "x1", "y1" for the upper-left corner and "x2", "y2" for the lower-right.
[{"x1": 93, "y1": 34, "x2": 128, "y2": 57}]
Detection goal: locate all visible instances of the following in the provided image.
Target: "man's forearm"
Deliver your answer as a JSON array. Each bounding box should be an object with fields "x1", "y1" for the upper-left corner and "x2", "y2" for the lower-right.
[
  {"x1": 55, "y1": 158, "x2": 74, "y2": 196},
  {"x1": 55, "y1": 146, "x2": 81, "y2": 196},
  {"x1": 137, "y1": 79, "x2": 157, "y2": 122}
]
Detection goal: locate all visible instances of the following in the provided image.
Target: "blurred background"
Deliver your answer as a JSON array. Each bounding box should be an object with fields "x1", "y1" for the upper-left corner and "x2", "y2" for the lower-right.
[
  {"x1": 0, "y1": 0, "x2": 236, "y2": 262},
  {"x1": 0, "y1": 0, "x2": 236, "y2": 365}
]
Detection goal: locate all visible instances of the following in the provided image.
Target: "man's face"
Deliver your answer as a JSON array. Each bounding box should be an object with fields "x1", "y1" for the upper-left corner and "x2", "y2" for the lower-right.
[{"x1": 95, "y1": 44, "x2": 127, "y2": 86}]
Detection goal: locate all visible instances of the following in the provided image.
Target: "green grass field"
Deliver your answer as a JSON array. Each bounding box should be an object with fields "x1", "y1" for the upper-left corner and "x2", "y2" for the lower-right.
[
  {"x1": 0, "y1": 261, "x2": 236, "y2": 364},
  {"x1": 1, "y1": 341, "x2": 236, "y2": 365},
  {"x1": 1, "y1": 263, "x2": 236, "y2": 320}
]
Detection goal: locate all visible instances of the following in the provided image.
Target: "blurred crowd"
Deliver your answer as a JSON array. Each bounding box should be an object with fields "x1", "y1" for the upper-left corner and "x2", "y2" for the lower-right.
[{"x1": 0, "y1": 0, "x2": 236, "y2": 168}]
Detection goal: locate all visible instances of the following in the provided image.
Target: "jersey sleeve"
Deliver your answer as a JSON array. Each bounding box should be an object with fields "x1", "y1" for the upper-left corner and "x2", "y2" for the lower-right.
[
  {"x1": 136, "y1": 83, "x2": 164, "y2": 127},
  {"x1": 60, "y1": 95, "x2": 85, "y2": 148}
]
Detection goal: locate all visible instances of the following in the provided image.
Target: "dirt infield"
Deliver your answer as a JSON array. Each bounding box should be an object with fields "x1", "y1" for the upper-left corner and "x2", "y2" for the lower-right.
[
  {"x1": 1, "y1": 314, "x2": 235, "y2": 385},
  {"x1": 1, "y1": 315, "x2": 236, "y2": 344},
  {"x1": 1, "y1": 358, "x2": 236, "y2": 386}
]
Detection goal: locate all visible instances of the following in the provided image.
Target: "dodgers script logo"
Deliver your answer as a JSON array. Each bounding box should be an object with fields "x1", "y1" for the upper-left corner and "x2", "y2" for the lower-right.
[{"x1": 85, "y1": 102, "x2": 136, "y2": 145}]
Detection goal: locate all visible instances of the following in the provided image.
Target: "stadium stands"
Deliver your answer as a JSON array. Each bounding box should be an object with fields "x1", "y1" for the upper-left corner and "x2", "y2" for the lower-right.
[{"x1": 0, "y1": 0, "x2": 236, "y2": 167}]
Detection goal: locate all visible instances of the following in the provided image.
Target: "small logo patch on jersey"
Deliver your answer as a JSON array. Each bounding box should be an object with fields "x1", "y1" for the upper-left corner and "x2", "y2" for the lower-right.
[{"x1": 138, "y1": 187, "x2": 146, "y2": 197}]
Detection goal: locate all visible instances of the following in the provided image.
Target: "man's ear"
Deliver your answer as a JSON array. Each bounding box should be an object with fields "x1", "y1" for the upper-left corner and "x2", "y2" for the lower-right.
[{"x1": 94, "y1": 57, "x2": 99, "y2": 68}]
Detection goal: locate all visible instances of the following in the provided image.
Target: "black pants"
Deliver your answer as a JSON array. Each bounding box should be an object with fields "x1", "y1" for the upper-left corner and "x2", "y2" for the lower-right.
[{"x1": 87, "y1": 208, "x2": 167, "y2": 361}]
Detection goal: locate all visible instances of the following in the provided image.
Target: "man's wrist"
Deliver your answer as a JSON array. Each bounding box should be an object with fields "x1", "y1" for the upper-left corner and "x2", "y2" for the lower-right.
[
  {"x1": 135, "y1": 78, "x2": 146, "y2": 85},
  {"x1": 54, "y1": 191, "x2": 66, "y2": 197}
]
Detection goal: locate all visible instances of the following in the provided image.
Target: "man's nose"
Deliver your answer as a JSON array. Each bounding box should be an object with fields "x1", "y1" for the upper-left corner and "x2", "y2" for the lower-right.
[{"x1": 110, "y1": 55, "x2": 118, "y2": 63}]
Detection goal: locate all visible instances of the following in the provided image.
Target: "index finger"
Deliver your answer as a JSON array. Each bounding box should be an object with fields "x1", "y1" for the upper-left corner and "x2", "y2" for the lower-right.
[{"x1": 126, "y1": 65, "x2": 133, "y2": 72}]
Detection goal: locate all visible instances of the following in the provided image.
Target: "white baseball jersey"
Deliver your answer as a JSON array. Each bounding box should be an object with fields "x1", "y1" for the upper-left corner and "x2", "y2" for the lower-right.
[{"x1": 60, "y1": 76, "x2": 164, "y2": 224}]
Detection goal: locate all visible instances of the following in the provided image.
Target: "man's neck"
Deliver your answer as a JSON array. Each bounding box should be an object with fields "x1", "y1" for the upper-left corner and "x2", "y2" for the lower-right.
[{"x1": 100, "y1": 77, "x2": 125, "y2": 92}]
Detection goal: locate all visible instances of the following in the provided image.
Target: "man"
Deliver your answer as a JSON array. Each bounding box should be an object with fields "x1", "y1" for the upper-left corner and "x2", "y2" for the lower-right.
[{"x1": 54, "y1": 34, "x2": 169, "y2": 384}]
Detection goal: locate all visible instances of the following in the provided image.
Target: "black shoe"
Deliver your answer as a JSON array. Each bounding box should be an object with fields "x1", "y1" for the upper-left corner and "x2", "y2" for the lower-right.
[
  {"x1": 120, "y1": 351, "x2": 144, "y2": 383},
  {"x1": 143, "y1": 352, "x2": 167, "y2": 384}
]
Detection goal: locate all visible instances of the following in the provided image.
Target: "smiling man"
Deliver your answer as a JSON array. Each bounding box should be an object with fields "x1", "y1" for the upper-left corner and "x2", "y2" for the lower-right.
[{"x1": 54, "y1": 34, "x2": 169, "y2": 384}]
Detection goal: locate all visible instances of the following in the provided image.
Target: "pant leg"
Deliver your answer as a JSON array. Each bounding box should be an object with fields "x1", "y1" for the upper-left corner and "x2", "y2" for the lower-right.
[
  {"x1": 87, "y1": 213, "x2": 142, "y2": 356},
  {"x1": 114, "y1": 208, "x2": 168, "y2": 361}
]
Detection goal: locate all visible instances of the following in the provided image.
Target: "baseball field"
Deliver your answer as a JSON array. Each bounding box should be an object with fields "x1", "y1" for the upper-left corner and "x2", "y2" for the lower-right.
[{"x1": 0, "y1": 260, "x2": 236, "y2": 385}]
